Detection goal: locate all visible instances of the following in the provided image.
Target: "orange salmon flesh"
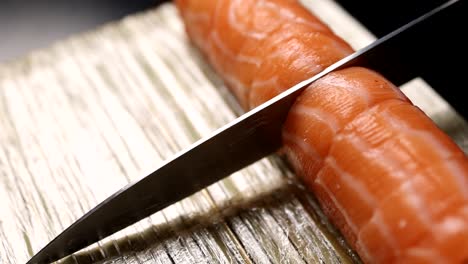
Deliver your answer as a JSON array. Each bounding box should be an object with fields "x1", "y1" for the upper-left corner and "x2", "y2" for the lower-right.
[{"x1": 175, "y1": 0, "x2": 468, "y2": 263}]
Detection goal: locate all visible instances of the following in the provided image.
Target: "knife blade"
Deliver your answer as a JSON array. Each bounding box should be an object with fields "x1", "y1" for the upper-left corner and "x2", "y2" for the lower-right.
[{"x1": 27, "y1": 0, "x2": 461, "y2": 263}]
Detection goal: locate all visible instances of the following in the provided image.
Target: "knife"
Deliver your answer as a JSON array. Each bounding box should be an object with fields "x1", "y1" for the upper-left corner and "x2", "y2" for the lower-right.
[{"x1": 27, "y1": 0, "x2": 462, "y2": 263}]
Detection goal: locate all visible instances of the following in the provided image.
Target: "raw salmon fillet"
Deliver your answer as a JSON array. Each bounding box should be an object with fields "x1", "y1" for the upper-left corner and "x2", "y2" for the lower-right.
[
  {"x1": 283, "y1": 67, "x2": 468, "y2": 263},
  {"x1": 175, "y1": 0, "x2": 468, "y2": 263},
  {"x1": 176, "y1": 0, "x2": 353, "y2": 109}
]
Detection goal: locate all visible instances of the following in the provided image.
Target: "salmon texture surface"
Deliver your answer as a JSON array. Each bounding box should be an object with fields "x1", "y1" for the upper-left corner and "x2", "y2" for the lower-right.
[
  {"x1": 176, "y1": 0, "x2": 353, "y2": 109},
  {"x1": 175, "y1": 0, "x2": 468, "y2": 263}
]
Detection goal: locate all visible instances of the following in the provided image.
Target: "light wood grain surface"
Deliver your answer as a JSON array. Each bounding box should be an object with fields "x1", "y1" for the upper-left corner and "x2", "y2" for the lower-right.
[{"x1": 0, "y1": 1, "x2": 466, "y2": 263}]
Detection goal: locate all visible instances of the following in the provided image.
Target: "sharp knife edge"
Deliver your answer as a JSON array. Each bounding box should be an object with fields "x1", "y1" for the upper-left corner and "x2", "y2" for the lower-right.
[{"x1": 27, "y1": 0, "x2": 460, "y2": 263}]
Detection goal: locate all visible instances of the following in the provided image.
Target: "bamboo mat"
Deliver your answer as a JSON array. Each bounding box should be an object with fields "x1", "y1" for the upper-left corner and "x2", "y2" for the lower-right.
[{"x1": 0, "y1": 1, "x2": 466, "y2": 264}]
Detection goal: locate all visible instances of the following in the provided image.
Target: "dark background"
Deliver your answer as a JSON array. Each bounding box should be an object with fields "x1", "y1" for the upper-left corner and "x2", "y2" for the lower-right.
[{"x1": 0, "y1": 0, "x2": 158, "y2": 62}]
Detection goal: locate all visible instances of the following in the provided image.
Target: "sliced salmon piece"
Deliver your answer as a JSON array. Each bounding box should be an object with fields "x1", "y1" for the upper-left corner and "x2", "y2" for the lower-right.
[
  {"x1": 176, "y1": 0, "x2": 352, "y2": 108},
  {"x1": 283, "y1": 67, "x2": 468, "y2": 263}
]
